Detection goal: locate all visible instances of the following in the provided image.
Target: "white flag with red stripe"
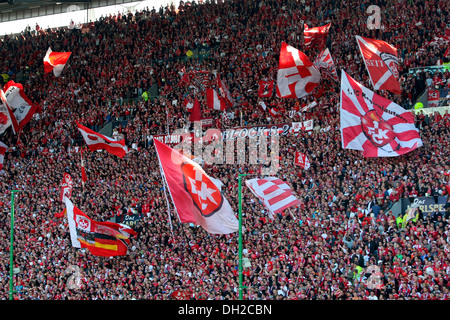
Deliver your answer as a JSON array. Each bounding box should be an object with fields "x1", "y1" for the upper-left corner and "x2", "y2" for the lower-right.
[
  {"x1": 206, "y1": 88, "x2": 227, "y2": 111},
  {"x1": 340, "y1": 70, "x2": 422, "y2": 157},
  {"x1": 60, "y1": 173, "x2": 73, "y2": 202},
  {"x1": 245, "y1": 177, "x2": 300, "y2": 219},
  {"x1": 355, "y1": 36, "x2": 401, "y2": 94},
  {"x1": 3, "y1": 80, "x2": 40, "y2": 129},
  {"x1": 77, "y1": 122, "x2": 128, "y2": 158},
  {"x1": 43, "y1": 47, "x2": 71, "y2": 77},
  {"x1": 276, "y1": 42, "x2": 321, "y2": 99},
  {"x1": 313, "y1": 48, "x2": 339, "y2": 82},
  {"x1": 294, "y1": 151, "x2": 311, "y2": 170},
  {"x1": 304, "y1": 23, "x2": 331, "y2": 50},
  {"x1": 0, "y1": 141, "x2": 7, "y2": 172}
]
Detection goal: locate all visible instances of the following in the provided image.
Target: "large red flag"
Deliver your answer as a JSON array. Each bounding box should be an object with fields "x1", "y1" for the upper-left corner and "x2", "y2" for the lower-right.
[
  {"x1": 77, "y1": 122, "x2": 128, "y2": 158},
  {"x1": 355, "y1": 36, "x2": 401, "y2": 94},
  {"x1": 340, "y1": 70, "x2": 422, "y2": 157},
  {"x1": 276, "y1": 42, "x2": 321, "y2": 99},
  {"x1": 43, "y1": 47, "x2": 71, "y2": 77},
  {"x1": 154, "y1": 138, "x2": 239, "y2": 234}
]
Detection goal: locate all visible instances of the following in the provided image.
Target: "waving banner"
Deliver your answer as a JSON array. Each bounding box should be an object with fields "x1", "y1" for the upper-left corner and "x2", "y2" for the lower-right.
[
  {"x1": 313, "y1": 48, "x2": 339, "y2": 82},
  {"x1": 355, "y1": 36, "x2": 401, "y2": 94},
  {"x1": 276, "y1": 42, "x2": 321, "y2": 99},
  {"x1": 304, "y1": 23, "x2": 331, "y2": 51},
  {"x1": 340, "y1": 70, "x2": 422, "y2": 157}
]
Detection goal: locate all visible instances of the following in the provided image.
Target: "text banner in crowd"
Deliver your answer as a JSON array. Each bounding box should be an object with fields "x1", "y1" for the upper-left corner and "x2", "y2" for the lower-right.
[
  {"x1": 389, "y1": 196, "x2": 448, "y2": 218},
  {"x1": 154, "y1": 122, "x2": 314, "y2": 145}
]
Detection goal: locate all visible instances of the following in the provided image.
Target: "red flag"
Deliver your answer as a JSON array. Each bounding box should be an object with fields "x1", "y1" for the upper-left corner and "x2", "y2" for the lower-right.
[
  {"x1": 64, "y1": 198, "x2": 137, "y2": 257},
  {"x1": 294, "y1": 151, "x2": 311, "y2": 170},
  {"x1": 183, "y1": 96, "x2": 194, "y2": 112},
  {"x1": 3, "y1": 80, "x2": 40, "y2": 129},
  {"x1": 216, "y1": 76, "x2": 235, "y2": 107},
  {"x1": 0, "y1": 141, "x2": 7, "y2": 172},
  {"x1": 43, "y1": 47, "x2": 71, "y2": 77},
  {"x1": 303, "y1": 22, "x2": 331, "y2": 50},
  {"x1": 258, "y1": 80, "x2": 274, "y2": 97},
  {"x1": 77, "y1": 122, "x2": 128, "y2": 158},
  {"x1": 154, "y1": 139, "x2": 238, "y2": 234},
  {"x1": 189, "y1": 98, "x2": 202, "y2": 122},
  {"x1": 340, "y1": 70, "x2": 422, "y2": 157},
  {"x1": 276, "y1": 42, "x2": 321, "y2": 99},
  {"x1": 355, "y1": 36, "x2": 401, "y2": 94},
  {"x1": 0, "y1": 89, "x2": 19, "y2": 134},
  {"x1": 206, "y1": 88, "x2": 227, "y2": 111},
  {"x1": 80, "y1": 148, "x2": 87, "y2": 183}
]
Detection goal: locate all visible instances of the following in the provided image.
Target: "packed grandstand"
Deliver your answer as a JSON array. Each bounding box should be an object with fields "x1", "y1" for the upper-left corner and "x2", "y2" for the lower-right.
[{"x1": 0, "y1": 0, "x2": 450, "y2": 301}]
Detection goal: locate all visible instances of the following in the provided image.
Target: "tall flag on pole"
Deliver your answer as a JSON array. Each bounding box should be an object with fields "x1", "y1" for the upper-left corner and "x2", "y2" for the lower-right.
[
  {"x1": 80, "y1": 148, "x2": 88, "y2": 185},
  {"x1": 303, "y1": 22, "x2": 331, "y2": 51},
  {"x1": 276, "y1": 42, "x2": 321, "y2": 99},
  {"x1": 245, "y1": 177, "x2": 300, "y2": 220},
  {"x1": 43, "y1": 47, "x2": 71, "y2": 77},
  {"x1": 64, "y1": 197, "x2": 137, "y2": 257},
  {"x1": 340, "y1": 70, "x2": 422, "y2": 157},
  {"x1": 77, "y1": 122, "x2": 128, "y2": 158},
  {"x1": 355, "y1": 36, "x2": 401, "y2": 94},
  {"x1": 2, "y1": 80, "x2": 40, "y2": 129},
  {"x1": 153, "y1": 138, "x2": 239, "y2": 234},
  {"x1": 313, "y1": 48, "x2": 339, "y2": 82}
]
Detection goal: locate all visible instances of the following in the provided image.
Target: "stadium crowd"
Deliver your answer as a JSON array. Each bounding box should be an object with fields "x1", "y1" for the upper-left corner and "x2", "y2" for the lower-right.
[{"x1": 0, "y1": 0, "x2": 450, "y2": 300}]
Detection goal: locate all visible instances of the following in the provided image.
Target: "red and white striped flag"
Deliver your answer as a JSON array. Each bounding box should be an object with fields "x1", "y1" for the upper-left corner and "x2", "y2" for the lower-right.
[
  {"x1": 294, "y1": 151, "x2": 311, "y2": 170},
  {"x1": 0, "y1": 141, "x2": 7, "y2": 172},
  {"x1": 340, "y1": 70, "x2": 422, "y2": 157},
  {"x1": 245, "y1": 177, "x2": 300, "y2": 219},
  {"x1": 43, "y1": 47, "x2": 71, "y2": 77},
  {"x1": 206, "y1": 88, "x2": 227, "y2": 111},
  {"x1": 77, "y1": 122, "x2": 128, "y2": 158},
  {"x1": 313, "y1": 48, "x2": 339, "y2": 82},
  {"x1": 304, "y1": 22, "x2": 331, "y2": 50}
]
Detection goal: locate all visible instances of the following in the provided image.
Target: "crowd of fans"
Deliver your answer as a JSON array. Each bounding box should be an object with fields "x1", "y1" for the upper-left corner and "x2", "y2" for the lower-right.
[{"x1": 0, "y1": 0, "x2": 450, "y2": 300}]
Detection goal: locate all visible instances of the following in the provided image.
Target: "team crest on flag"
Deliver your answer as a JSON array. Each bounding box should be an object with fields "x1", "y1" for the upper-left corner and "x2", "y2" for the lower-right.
[
  {"x1": 258, "y1": 80, "x2": 274, "y2": 97},
  {"x1": 182, "y1": 162, "x2": 223, "y2": 217},
  {"x1": 355, "y1": 36, "x2": 401, "y2": 94},
  {"x1": 276, "y1": 42, "x2": 321, "y2": 99},
  {"x1": 340, "y1": 70, "x2": 422, "y2": 157}
]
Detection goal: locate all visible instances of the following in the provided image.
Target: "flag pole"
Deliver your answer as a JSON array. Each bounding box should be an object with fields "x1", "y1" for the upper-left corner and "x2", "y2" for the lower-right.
[
  {"x1": 238, "y1": 174, "x2": 245, "y2": 300},
  {"x1": 9, "y1": 190, "x2": 20, "y2": 300}
]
